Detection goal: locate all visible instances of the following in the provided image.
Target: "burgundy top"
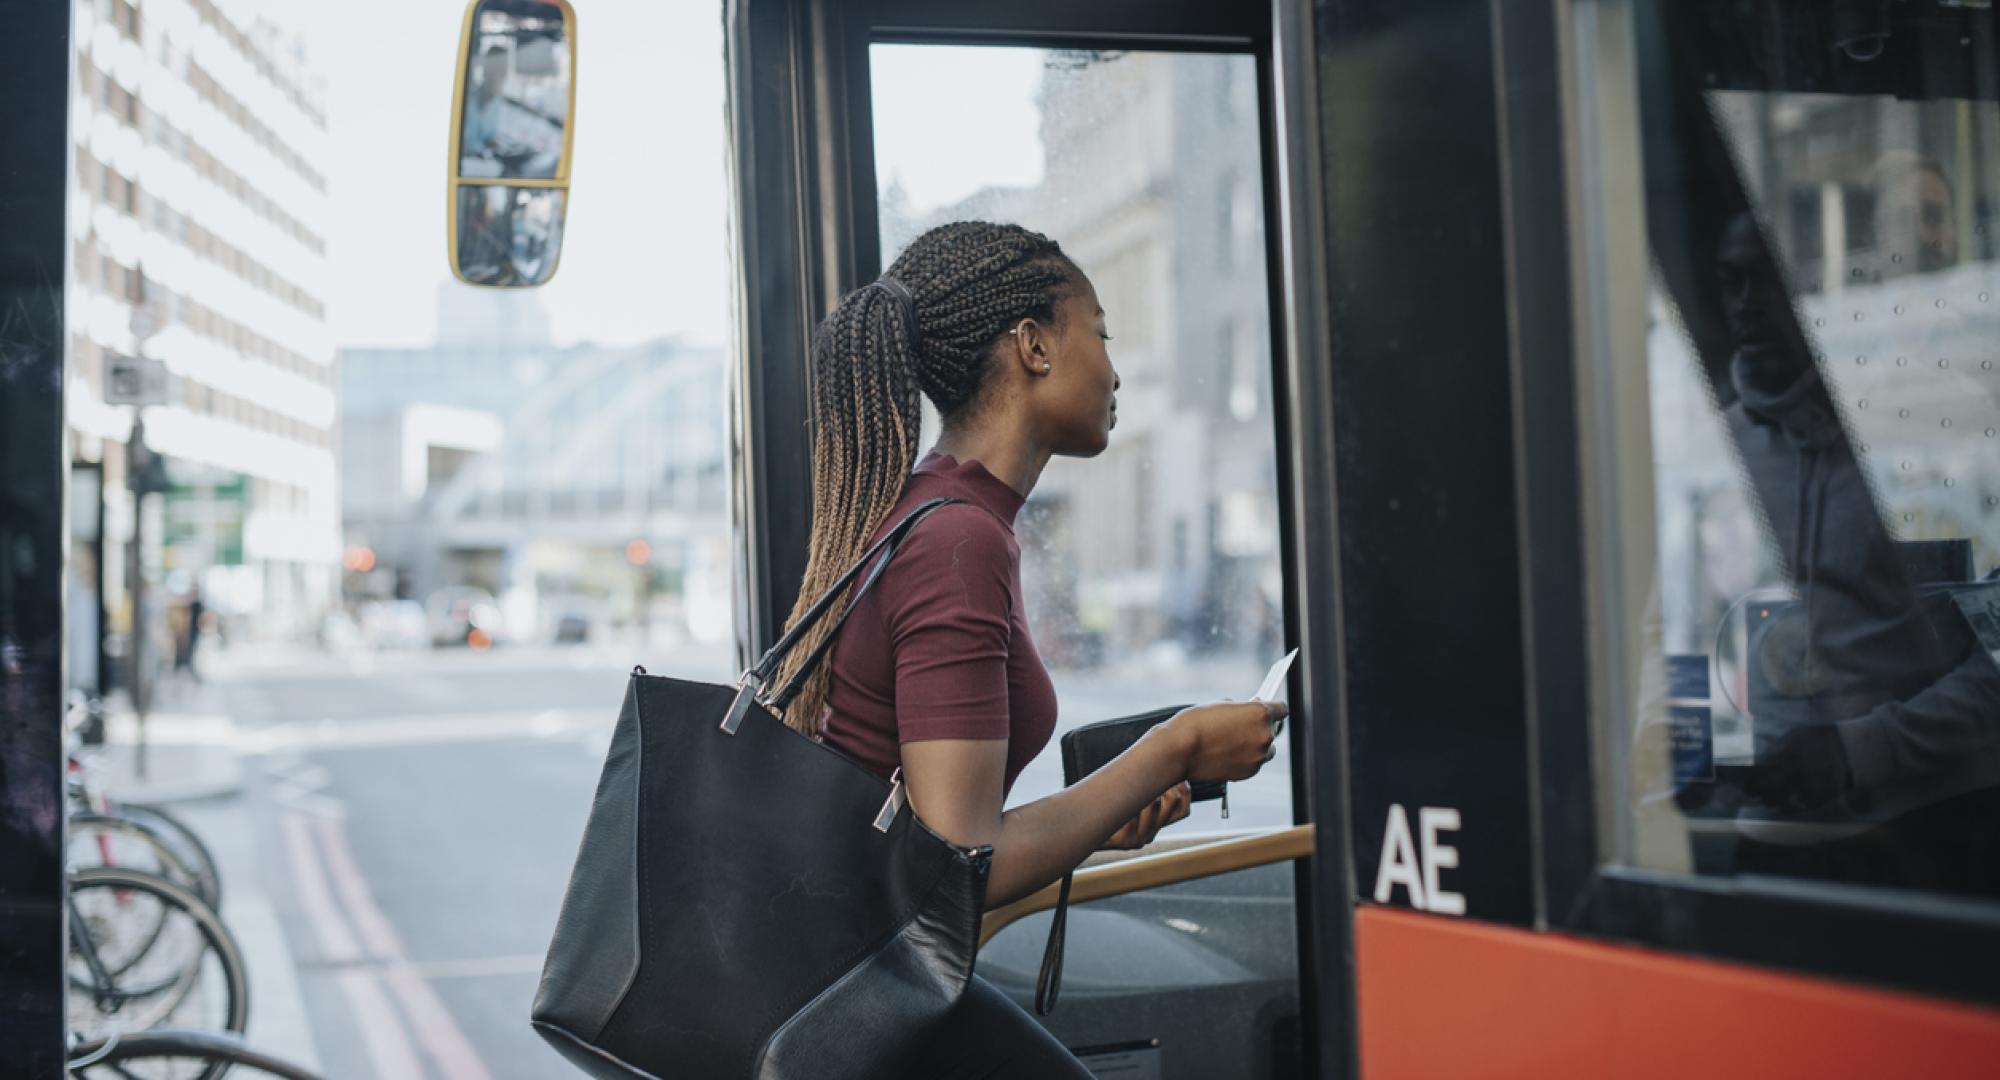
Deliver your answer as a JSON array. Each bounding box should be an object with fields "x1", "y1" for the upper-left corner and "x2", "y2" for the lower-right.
[{"x1": 819, "y1": 451, "x2": 1059, "y2": 795}]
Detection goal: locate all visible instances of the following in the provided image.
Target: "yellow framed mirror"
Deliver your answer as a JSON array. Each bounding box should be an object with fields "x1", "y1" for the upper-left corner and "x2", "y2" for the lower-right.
[{"x1": 446, "y1": 0, "x2": 577, "y2": 287}]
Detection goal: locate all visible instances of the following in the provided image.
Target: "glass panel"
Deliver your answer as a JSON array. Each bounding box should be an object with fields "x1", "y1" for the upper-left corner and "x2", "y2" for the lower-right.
[
  {"x1": 1576, "y1": 0, "x2": 2000, "y2": 900},
  {"x1": 871, "y1": 45, "x2": 1293, "y2": 830},
  {"x1": 454, "y1": 184, "x2": 567, "y2": 287},
  {"x1": 456, "y1": 0, "x2": 571, "y2": 181}
]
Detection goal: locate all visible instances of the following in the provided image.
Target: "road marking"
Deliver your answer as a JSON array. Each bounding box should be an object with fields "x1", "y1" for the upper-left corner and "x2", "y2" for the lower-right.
[
  {"x1": 335, "y1": 969, "x2": 427, "y2": 1080},
  {"x1": 403, "y1": 676, "x2": 461, "y2": 704},
  {"x1": 268, "y1": 757, "x2": 346, "y2": 817},
  {"x1": 402, "y1": 952, "x2": 549, "y2": 980},
  {"x1": 314, "y1": 816, "x2": 402, "y2": 962},
  {"x1": 383, "y1": 964, "x2": 496, "y2": 1080},
  {"x1": 530, "y1": 708, "x2": 569, "y2": 737},
  {"x1": 280, "y1": 813, "x2": 361, "y2": 964},
  {"x1": 242, "y1": 709, "x2": 612, "y2": 754},
  {"x1": 315, "y1": 813, "x2": 493, "y2": 1080}
]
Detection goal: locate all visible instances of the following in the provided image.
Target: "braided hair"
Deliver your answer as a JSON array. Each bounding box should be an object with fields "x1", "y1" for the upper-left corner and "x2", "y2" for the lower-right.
[{"x1": 773, "y1": 221, "x2": 1082, "y2": 736}]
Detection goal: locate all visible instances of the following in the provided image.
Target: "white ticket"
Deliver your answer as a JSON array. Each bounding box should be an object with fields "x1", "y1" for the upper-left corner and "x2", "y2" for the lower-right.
[{"x1": 1253, "y1": 648, "x2": 1299, "y2": 703}]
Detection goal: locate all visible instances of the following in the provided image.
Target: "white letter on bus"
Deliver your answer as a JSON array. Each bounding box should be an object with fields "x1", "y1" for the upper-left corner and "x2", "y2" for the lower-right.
[
  {"x1": 1418, "y1": 807, "x2": 1465, "y2": 916},
  {"x1": 1372, "y1": 803, "x2": 1426, "y2": 908}
]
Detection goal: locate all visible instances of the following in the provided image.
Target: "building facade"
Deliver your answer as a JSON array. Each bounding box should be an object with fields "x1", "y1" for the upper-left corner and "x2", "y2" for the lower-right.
[
  {"x1": 338, "y1": 294, "x2": 732, "y2": 647},
  {"x1": 65, "y1": 0, "x2": 336, "y2": 666}
]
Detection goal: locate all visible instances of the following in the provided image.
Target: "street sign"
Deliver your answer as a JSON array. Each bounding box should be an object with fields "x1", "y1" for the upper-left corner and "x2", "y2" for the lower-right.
[
  {"x1": 105, "y1": 353, "x2": 173, "y2": 406},
  {"x1": 128, "y1": 303, "x2": 161, "y2": 342},
  {"x1": 164, "y1": 467, "x2": 248, "y2": 568}
]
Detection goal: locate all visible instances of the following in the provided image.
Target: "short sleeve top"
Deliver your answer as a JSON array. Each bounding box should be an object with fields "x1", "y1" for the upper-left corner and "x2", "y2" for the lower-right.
[{"x1": 818, "y1": 451, "x2": 1060, "y2": 795}]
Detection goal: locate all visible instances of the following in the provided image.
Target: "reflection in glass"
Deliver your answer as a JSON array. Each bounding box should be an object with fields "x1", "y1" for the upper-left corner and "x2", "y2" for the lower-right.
[
  {"x1": 871, "y1": 46, "x2": 1290, "y2": 828},
  {"x1": 1583, "y1": 1, "x2": 2000, "y2": 899},
  {"x1": 455, "y1": 184, "x2": 566, "y2": 287},
  {"x1": 458, "y1": 0, "x2": 570, "y2": 180}
]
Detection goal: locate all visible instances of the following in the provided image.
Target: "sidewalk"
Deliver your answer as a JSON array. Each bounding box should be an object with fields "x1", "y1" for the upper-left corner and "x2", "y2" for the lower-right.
[{"x1": 91, "y1": 680, "x2": 244, "y2": 805}]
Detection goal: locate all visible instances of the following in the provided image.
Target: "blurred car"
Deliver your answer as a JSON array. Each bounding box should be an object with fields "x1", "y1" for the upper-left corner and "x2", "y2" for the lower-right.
[
  {"x1": 554, "y1": 611, "x2": 591, "y2": 644},
  {"x1": 426, "y1": 586, "x2": 505, "y2": 648},
  {"x1": 540, "y1": 591, "x2": 607, "y2": 645}
]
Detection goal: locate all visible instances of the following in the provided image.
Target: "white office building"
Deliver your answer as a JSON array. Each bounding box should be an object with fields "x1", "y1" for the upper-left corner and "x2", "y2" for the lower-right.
[{"x1": 65, "y1": 0, "x2": 338, "y2": 646}]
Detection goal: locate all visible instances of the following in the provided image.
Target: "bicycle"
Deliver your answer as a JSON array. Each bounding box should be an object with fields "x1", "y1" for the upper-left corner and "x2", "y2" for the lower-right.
[
  {"x1": 69, "y1": 1028, "x2": 323, "y2": 1080},
  {"x1": 65, "y1": 722, "x2": 226, "y2": 910},
  {"x1": 68, "y1": 867, "x2": 249, "y2": 1044},
  {"x1": 70, "y1": 810, "x2": 222, "y2": 916}
]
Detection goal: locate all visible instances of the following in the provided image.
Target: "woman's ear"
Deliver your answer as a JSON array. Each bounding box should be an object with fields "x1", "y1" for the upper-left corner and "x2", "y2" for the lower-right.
[{"x1": 1010, "y1": 319, "x2": 1054, "y2": 376}]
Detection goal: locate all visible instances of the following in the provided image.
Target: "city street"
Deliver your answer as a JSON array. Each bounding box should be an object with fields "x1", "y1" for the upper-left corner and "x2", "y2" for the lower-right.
[
  {"x1": 116, "y1": 638, "x2": 1295, "y2": 1078},
  {"x1": 159, "y1": 640, "x2": 730, "y2": 1079},
  {"x1": 6, "y1": 0, "x2": 1995, "y2": 1074}
]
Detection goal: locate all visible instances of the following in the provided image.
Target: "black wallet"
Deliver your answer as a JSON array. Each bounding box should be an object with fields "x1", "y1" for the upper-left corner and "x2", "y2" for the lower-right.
[{"x1": 1059, "y1": 704, "x2": 1228, "y2": 805}]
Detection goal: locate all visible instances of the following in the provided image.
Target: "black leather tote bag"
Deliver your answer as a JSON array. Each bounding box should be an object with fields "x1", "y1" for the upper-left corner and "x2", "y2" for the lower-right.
[{"x1": 532, "y1": 497, "x2": 993, "y2": 1080}]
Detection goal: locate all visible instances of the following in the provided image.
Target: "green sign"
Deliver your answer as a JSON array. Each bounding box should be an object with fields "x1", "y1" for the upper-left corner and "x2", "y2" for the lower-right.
[{"x1": 163, "y1": 470, "x2": 247, "y2": 568}]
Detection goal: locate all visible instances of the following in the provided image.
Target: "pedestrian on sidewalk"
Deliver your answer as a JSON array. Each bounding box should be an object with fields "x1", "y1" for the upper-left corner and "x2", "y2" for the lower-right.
[{"x1": 173, "y1": 584, "x2": 207, "y2": 685}]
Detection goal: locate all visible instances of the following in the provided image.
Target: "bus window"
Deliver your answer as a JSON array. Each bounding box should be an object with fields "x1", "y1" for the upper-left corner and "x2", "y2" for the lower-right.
[
  {"x1": 1575, "y1": 0, "x2": 2000, "y2": 901},
  {"x1": 869, "y1": 44, "x2": 1303, "y2": 1075},
  {"x1": 871, "y1": 45, "x2": 1294, "y2": 830}
]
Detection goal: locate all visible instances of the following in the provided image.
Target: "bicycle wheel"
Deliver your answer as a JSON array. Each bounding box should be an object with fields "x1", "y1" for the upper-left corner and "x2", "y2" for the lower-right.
[
  {"x1": 118, "y1": 804, "x2": 224, "y2": 910},
  {"x1": 67, "y1": 868, "x2": 249, "y2": 1042},
  {"x1": 68, "y1": 812, "x2": 218, "y2": 957},
  {"x1": 70, "y1": 1028, "x2": 321, "y2": 1080}
]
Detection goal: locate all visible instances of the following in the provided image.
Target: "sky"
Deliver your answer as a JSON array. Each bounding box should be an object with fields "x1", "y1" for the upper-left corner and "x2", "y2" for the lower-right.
[
  {"x1": 296, "y1": 7, "x2": 1046, "y2": 351},
  {"x1": 869, "y1": 45, "x2": 1044, "y2": 216},
  {"x1": 302, "y1": 2, "x2": 730, "y2": 348}
]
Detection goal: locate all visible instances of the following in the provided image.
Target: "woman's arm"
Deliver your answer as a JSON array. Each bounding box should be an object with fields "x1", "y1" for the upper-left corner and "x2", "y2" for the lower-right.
[
  {"x1": 878, "y1": 506, "x2": 1280, "y2": 907},
  {"x1": 902, "y1": 701, "x2": 1280, "y2": 911}
]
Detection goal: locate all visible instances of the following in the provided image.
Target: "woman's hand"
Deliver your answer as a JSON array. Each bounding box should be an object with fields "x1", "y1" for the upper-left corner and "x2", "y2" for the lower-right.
[
  {"x1": 1100, "y1": 781, "x2": 1192, "y2": 851},
  {"x1": 1169, "y1": 700, "x2": 1286, "y2": 784}
]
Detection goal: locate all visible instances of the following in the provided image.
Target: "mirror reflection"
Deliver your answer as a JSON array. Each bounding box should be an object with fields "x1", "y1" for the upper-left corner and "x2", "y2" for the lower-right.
[
  {"x1": 457, "y1": 0, "x2": 571, "y2": 180},
  {"x1": 455, "y1": 184, "x2": 566, "y2": 286}
]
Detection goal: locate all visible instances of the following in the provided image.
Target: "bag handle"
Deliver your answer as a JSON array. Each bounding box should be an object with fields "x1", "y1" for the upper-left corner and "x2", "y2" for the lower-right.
[
  {"x1": 744, "y1": 497, "x2": 966, "y2": 711},
  {"x1": 1034, "y1": 871, "x2": 1073, "y2": 1015}
]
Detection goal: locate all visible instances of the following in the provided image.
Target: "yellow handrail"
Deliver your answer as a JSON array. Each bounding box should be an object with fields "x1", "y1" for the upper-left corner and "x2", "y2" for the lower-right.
[{"x1": 979, "y1": 823, "x2": 1316, "y2": 946}]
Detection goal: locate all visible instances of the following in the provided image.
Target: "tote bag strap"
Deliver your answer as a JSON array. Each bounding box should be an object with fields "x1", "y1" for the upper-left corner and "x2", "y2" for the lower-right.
[
  {"x1": 1034, "y1": 871, "x2": 1073, "y2": 1015},
  {"x1": 742, "y1": 496, "x2": 966, "y2": 711}
]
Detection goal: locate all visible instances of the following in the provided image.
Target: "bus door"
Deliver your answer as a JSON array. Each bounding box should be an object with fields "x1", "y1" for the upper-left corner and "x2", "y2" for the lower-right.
[
  {"x1": 1330, "y1": 0, "x2": 2000, "y2": 1074},
  {"x1": 725, "y1": 1, "x2": 1346, "y2": 1077}
]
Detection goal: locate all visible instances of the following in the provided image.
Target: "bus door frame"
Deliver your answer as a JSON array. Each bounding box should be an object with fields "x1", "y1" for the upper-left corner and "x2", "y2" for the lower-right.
[
  {"x1": 722, "y1": 0, "x2": 1356, "y2": 1075},
  {"x1": 0, "y1": 0, "x2": 77, "y2": 1074},
  {"x1": 1323, "y1": 0, "x2": 2000, "y2": 1042}
]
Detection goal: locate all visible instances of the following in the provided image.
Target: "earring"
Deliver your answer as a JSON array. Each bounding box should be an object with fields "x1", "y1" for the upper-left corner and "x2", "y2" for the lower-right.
[{"x1": 1041, "y1": 362, "x2": 1052, "y2": 374}]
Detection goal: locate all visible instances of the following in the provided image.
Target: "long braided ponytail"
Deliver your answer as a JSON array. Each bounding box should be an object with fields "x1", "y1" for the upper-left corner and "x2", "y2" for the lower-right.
[{"x1": 773, "y1": 221, "x2": 1081, "y2": 736}]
